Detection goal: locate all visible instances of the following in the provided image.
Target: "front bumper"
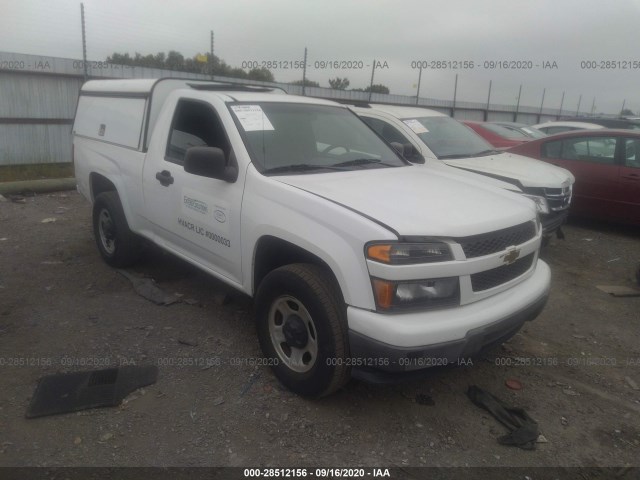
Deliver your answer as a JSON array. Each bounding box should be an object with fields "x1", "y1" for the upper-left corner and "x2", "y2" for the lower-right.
[
  {"x1": 541, "y1": 209, "x2": 568, "y2": 236},
  {"x1": 346, "y1": 260, "x2": 550, "y2": 382}
]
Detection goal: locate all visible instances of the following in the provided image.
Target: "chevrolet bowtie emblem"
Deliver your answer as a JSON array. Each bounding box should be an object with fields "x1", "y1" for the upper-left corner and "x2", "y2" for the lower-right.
[{"x1": 501, "y1": 246, "x2": 521, "y2": 265}]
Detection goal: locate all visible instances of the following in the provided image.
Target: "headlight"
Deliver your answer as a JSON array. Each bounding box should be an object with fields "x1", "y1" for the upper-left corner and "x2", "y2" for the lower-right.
[
  {"x1": 521, "y1": 194, "x2": 549, "y2": 215},
  {"x1": 366, "y1": 242, "x2": 453, "y2": 264},
  {"x1": 372, "y1": 277, "x2": 460, "y2": 311}
]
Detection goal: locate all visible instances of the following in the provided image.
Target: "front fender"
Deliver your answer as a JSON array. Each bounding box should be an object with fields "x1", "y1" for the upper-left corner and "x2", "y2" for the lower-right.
[{"x1": 241, "y1": 169, "x2": 396, "y2": 309}]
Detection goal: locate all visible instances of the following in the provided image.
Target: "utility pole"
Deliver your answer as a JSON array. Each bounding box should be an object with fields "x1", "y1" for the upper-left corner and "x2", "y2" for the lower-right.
[
  {"x1": 452, "y1": 74, "x2": 458, "y2": 117},
  {"x1": 514, "y1": 84, "x2": 522, "y2": 122},
  {"x1": 210, "y1": 30, "x2": 214, "y2": 80},
  {"x1": 415, "y1": 65, "x2": 423, "y2": 105},
  {"x1": 484, "y1": 80, "x2": 492, "y2": 121},
  {"x1": 302, "y1": 47, "x2": 308, "y2": 96},
  {"x1": 590, "y1": 97, "x2": 596, "y2": 115},
  {"x1": 621, "y1": 99, "x2": 626, "y2": 115},
  {"x1": 80, "y1": 3, "x2": 88, "y2": 82},
  {"x1": 368, "y1": 59, "x2": 376, "y2": 102},
  {"x1": 558, "y1": 91, "x2": 565, "y2": 119},
  {"x1": 538, "y1": 88, "x2": 546, "y2": 122},
  {"x1": 576, "y1": 94, "x2": 582, "y2": 115}
]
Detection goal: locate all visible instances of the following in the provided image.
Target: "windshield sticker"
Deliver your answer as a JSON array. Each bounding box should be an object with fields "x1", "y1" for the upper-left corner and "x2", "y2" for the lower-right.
[
  {"x1": 403, "y1": 119, "x2": 429, "y2": 134},
  {"x1": 231, "y1": 105, "x2": 274, "y2": 131}
]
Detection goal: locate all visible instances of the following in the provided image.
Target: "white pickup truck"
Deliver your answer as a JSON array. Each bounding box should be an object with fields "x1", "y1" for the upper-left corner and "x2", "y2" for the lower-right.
[{"x1": 73, "y1": 78, "x2": 550, "y2": 396}]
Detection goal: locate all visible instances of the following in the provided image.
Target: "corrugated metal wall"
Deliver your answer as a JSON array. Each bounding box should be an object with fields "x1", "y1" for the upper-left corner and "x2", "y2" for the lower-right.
[
  {"x1": 0, "y1": 73, "x2": 82, "y2": 166},
  {"x1": 0, "y1": 51, "x2": 566, "y2": 167},
  {"x1": 452, "y1": 110, "x2": 485, "y2": 121},
  {"x1": 0, "y1": 124, "x2": 72, "y2": 164}
]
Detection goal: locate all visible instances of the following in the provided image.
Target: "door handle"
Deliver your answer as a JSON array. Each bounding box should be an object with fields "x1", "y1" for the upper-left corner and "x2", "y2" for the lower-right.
[
  {"x1": 155, "y1": 170, "x2": 174, "y2": 187},
  {"x1": 622, "y1": 174, "x2": 639, "y2": 181}
]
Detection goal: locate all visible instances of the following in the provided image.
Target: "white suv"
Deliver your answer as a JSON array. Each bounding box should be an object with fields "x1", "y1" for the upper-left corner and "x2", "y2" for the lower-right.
[{"x1": 352, "y1": 104, "x2": 575, "y2": 238}]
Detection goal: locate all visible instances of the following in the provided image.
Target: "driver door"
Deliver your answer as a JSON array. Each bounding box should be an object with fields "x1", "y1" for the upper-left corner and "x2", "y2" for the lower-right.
[{"x1": 142, "y1": 97, "x2": 243, "y2": 285}]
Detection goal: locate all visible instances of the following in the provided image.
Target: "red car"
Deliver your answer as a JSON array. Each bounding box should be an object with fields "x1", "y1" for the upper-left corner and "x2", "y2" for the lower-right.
[
  {"x1": 462, "y1": 121, "x2": 531, "y2": 149},
  {"x1": 508, "y1": 129, "x2": 640, "y2": 226}
]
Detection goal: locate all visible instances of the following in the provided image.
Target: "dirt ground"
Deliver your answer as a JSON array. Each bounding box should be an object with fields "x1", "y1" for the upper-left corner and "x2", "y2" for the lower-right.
[{"x1": 0, "y1": 190, "x2": 639, "y2": 471}]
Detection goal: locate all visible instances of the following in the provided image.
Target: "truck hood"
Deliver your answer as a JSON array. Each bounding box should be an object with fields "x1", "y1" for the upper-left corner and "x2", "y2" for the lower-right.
[
  {"x1": 276, "y1": 166, "x2": 536, "y2": 237},
  {"x1": 443, "y1": 152, "x2": 575, "y2": 188},
  {"x1": 425, "y1": 160, "x2": 522, "y2": 193}
]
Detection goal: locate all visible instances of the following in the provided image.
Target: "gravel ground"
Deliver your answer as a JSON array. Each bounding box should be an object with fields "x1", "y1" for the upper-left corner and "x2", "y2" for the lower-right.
[{"x1": 0, "y1": 190, "x2": 639, "y2": 471}]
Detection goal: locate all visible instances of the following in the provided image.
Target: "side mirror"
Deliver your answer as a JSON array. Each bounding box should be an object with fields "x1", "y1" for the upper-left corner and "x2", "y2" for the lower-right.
[
  {"x1": 403, "y1": 143, "x2": 425, "y2": 164},
  {"x1": 390, "y1": 142, "x2": 405, "y2": 155},
  {"x1": 390, "y1": 142, "x2": 425, "y2": 164},
  {"x1": 184, "y1": 147, "x2": 238, "y2": 182}
]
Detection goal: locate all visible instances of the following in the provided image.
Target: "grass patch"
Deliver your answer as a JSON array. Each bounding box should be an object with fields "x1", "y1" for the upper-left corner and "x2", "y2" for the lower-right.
[{"x1": 0, "y1": 163, "x2": 74, "y2": 182}]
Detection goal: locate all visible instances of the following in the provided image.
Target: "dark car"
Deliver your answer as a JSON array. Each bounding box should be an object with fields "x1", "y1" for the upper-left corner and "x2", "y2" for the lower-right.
[
  {"x1": 461, "y1": 121, "x2": 532, "y2": 149},
  {"x1": 508, "y1": 129, "x2": 640, "y2": 226}
]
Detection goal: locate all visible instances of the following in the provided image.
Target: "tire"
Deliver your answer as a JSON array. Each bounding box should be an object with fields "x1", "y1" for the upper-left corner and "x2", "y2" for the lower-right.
[
  {"x1": 92, "y1": 191, "x2": 141, "y2": 268},
  {"x1": 255, "y1": 263, "x2": 351, "y2": 397}
]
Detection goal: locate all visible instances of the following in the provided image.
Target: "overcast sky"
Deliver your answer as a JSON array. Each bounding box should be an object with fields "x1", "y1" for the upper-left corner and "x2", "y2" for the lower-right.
[{"x1": 3, "y1": 0, "x2": 640, "y2": 114}]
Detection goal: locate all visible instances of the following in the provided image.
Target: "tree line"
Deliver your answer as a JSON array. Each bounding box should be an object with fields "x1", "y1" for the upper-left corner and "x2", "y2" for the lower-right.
[
  {"x1": 106, "y1": 51, "x2": 275, "y2": 82},
  {"x1": 106, "y1": 52, "x2": 390, "y2": 93}
]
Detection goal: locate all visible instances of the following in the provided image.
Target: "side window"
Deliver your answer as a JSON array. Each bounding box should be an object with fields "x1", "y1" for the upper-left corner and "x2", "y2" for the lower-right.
[
  {"x1": 362, "y1": 116, "x2": 408, "y2": 143},
  {"x1": 361, "y1": 116, "x2": 386, "y2": 136},
  {"x1": 361, "y1": 116, "x2": 423, "y2": 162},
  {"x1": 558, "y1": 137, "x2": 617, "y2": 164},
  {"x1": 379, "y1": 120, "x2": 412, "y2": 145},
  {"x1": 624, "y1": 138, "x2": 640, "y2": 168},
  {"x1": 542, "y1": 140, "x2": 562, "y2": 158},
  {"x1": 546, "y1": 126, "x2": 573, "y2": 135},
  {"x1": 166, "y1": 99, "x2": 230, "y2": 165}
]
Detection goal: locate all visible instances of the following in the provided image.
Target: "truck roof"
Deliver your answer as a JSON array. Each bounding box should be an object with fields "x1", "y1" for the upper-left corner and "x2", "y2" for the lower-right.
[
  {"x1": 77, "y1": 78, "x2": 345, "y2": 152},
  {"x1": 80, "y1": 76, "x2": 341, "y2": 107},
  {"x1": 79, "y1": 78, "x2": 338, "y2": 106},
  {"x1": 365, "y1": 104, "x2": 446, "y2": 119},
  {"x1": 81, "y1": 78, "x2": 159, "y2": 93},
  {"x1": 81, "y1": 78, "x2": 287, "y2": 94}
]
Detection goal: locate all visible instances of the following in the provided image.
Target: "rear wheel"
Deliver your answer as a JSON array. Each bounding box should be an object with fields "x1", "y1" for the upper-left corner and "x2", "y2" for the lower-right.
[
  {"x1": 92, "y1": 192, "x2": 141, "y2": 268},
  {"x1": 255, "y1": 264, "x2": 350, "y2": 397}
]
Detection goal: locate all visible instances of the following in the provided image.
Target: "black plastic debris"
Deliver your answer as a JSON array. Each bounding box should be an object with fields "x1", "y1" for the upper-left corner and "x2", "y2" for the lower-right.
[
  {"x1": 467, "y1": 385, "x2": 539, "y2": 450},
  {"x1": 26, "y1": 365, "x2": 158, "y2": 418},
  {"x1": 117, "y1": 269, "x2": 180, "y2": 305}
]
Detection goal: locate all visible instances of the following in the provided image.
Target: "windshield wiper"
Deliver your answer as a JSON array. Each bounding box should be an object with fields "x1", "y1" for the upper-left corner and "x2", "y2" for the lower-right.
[
  {"x1": 332, "y1": 158, "x2": 395, "y2": 168},
  {"x1": 439, "y1": 149, "x2": 499, "y2": 159},
  {"x1": 263, "y1": 159, "x2": 396, "y2": 174},
  {"x1": 473, "y1": 149, "x2": 501, "y2": 156},
  {"x1": 438, "y1": 153, "x2": 473, "y2": 159},
  {"x1": 262, "y1": 164, "x2": 346, "y2": 174}
]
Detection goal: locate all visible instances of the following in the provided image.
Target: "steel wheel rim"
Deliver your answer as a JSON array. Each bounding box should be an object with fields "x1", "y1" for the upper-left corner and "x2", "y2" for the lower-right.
[
  {"x1": 98, "y1": 209, "x2": 116, "y2": 255},
  {"x1": 268, "y1": 295, "x2": 318, "y2": 373}
]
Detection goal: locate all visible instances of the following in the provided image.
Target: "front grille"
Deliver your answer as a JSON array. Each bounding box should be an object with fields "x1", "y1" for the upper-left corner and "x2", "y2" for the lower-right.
[
  {"x1": 458, "y1": 221, "x2": 536, "y2": 259},
  {"x1": 545, "y1": 186, "x2": 572, "y2": 211},
  {"x1": 471, "y1": 253, "x2": 535, "y2": 292}
]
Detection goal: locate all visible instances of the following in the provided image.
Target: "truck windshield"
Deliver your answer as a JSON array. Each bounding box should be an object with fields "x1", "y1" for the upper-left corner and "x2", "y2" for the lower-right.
[
  {"x1": 231, "y1": 103, "x2": 407, "y2": 174},
  {"x1": 405, "y1": 116, "x2": 497, "y2": 159}
]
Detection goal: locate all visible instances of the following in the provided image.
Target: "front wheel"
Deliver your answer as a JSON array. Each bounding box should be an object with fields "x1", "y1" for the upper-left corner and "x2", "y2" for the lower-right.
[
  {"x1": 255, "y1": 264, "x2": 350, "y2": 397},
  {"x1": 92, "y1": 191, "x2": 141, "y2": 268}
]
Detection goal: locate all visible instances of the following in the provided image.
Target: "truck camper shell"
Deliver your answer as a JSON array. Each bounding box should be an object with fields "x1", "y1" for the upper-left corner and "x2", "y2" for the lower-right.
[{"x1": 74, "y1": 78, "x2": 285, "y2": 151}]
